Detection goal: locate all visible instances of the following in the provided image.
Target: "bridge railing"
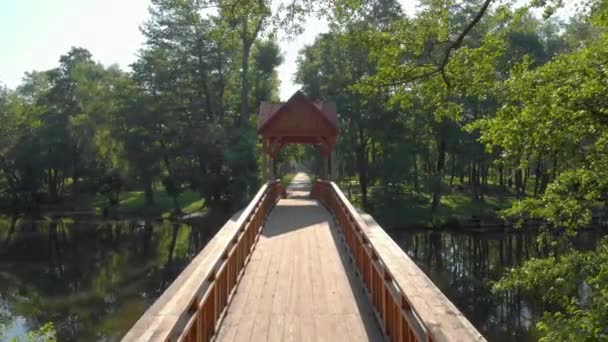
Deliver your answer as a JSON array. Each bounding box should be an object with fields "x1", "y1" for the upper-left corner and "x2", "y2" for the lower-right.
[
  {"x1": 311, "y1": 181, "x2": 485, "y2": 342},
  {"x1": 123, "y1": 181, "x2": 285, "y2": 342}
]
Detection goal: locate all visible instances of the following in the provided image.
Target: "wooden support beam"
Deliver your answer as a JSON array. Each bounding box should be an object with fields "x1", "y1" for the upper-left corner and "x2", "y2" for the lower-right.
[
  {"x1": 262, "y1": 149, "x2": 269, "y2": 181},
  {"x1": 330, "y1": 150, "x2": 338, "y2": 181}
]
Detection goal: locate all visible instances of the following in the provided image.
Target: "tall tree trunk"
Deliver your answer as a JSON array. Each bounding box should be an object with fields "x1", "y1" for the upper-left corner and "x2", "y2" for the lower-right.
[
  {"x1": 533, "y1": 158, "x2": 542, "y2": 196},
  {"x1": 167, "y1": 223, "x2": 180, "y2": 265},
  {"x1": 2, "y1": 163, "x2": 20, "y2": 207},
  {"x1": 540, "y1": 170, "x2": 550, "y2": 195},
  {"x1": 499, "y1": 164, "x2": 504, "y2": 191},
  {"x1": 71, "y1": 144, "x2": 80, "y2": 197},
  {"x1": 144, "y1": 180, "x2": 154, "y2": 206},
  {"x1": 431, "y1": 127, "x2": 447, "y2": 214},
  {"x1": 480, "y1": 163, "x2": 487, "y2": 200},
  {"x1": 357, "y1": 146, "x2": 369, "y2": 210},
  {"x1": 238, "y1": 13, "x2": 266, "y2": 126},
  {"x1": 48, "y1": 169, "x2": 59, "y2": 202},
  {"x1": 413, "y1": 152, "x2": 419, "y2": 192},
  {"x1": 449, "y1": 154, "x2": 456, "y2": 187},
  {"x1": 552, "y1": 154, "x2": 559, "y2": 180},
  {"x1": 515, "y1": 168, "x2": 523, "y2": 198},
  {"x1": 356, "y1": 127, "x2": 369, "y2": 210},
  {"x1": 522, "y1": 166, "x2": 529, "y2": 196},
  {"x1": 160, "y1": 139, "x2": 181, "y2": 214},
  {"x1": 459, "y1": 161, "x2": 465, "y2": 184},
  {"x1": 472, "y1": 163, "x2": 479, "y2": 200},
  {"x1": 216, "y1": 43, "x2": 226, "y2": 118},
  {"x1": 240, "y1": 41, "x2": 251, "y2": 125}
]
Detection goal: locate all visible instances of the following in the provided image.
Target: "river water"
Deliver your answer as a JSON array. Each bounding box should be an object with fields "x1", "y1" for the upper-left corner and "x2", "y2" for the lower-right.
[
  {"x1": 0, "y1": 214, "x2": 225, "y2": 341},
  {"x1": 388, "y1": 227, "x2": 602, "y2": 341},
  {"x1": 0, "y1": 214, "x2": 603, "y2": 341}
]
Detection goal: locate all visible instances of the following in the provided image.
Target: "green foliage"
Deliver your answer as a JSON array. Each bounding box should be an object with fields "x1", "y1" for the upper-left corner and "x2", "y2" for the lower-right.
[
  {"x1": 493, "y1": 241, "x2": 608, "y2": 341},
  {"x1": 24, "y1": 322, "x2": 56, "y2": 342},
  {"x1": 1, "y1": 0, "x2": 283, "y2": 216},
  {"x1": 293, "y1": 1, "x2": 608, "y2": 339},
  {"x1": 466, "y1": 4, "x2": 608, "y2": 340},
  {"x1": 478, "y1": 27, "x2": 608, "y2": 230},
  {"x1": 281, "y1": 173, "x2": 296, "y2": 188},
  {"x1": 0, "y1": 321, "x2": 57, "y2": 342}
]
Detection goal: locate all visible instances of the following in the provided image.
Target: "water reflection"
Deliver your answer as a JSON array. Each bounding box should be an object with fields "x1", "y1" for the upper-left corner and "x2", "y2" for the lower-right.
[
  {"x1": 0, "y1": 213, "x2": 227, "y2": 341},
  {"x1": 3, "y1": 211, "x2": 603, "y2": 341},
  {"x1": 389, "y1": 228, "x2": 603, "y2": 341}
]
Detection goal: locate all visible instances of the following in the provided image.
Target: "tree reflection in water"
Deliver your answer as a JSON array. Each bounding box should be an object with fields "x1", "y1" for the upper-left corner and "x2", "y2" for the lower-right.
[
  {"x1": 389, "y1": 228, "x2": 602, "y2": 342},
  {"x1": 0, "y1": 211, "x2": 228, "y2": 341}
]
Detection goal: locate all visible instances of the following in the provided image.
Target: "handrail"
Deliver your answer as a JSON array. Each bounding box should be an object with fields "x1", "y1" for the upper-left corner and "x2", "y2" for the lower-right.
[
  {"x1": 311, "y1": 181, "x2": 485, "y2": 342},
  {"x1": 123, "y1": 181, "x2": 285, "y2": 342}
]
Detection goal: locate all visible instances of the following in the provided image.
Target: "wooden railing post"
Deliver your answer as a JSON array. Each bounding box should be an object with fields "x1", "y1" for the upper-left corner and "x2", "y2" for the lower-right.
[
  {"x1": 310, "y1": 180, "x2": 486, "y2": 342},
  {"x1": 123, "y1": 181, "x2": 285, "y2": 342}
]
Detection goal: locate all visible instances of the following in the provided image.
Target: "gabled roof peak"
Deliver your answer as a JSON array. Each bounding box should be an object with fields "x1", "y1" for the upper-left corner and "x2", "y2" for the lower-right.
[{"x1": 257, "y1": 91, "x2": 337, "y2": 134}]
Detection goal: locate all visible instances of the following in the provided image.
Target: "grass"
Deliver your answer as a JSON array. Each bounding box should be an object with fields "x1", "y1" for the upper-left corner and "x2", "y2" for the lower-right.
[
  {"x1": 281, "y1": 173, "x2": 297, "y2": 188},
  {"x1": 80, "y1": 189, "x2": 204, "y2": 218},
  {"x1": 339, "y1": 178, "x2": 517, "y2": 228},
  {"x1": 440, "y1": 194, "x2": 514, "y2": 219},
  {"x1": 370, "y1": 193, "x2": 515, "y2": 228}
]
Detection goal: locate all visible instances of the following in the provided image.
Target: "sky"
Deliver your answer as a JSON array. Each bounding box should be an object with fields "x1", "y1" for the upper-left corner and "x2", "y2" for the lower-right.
[
  {"x1": 0, "y1": 0, "x2": 150, "y2": 90},
  {"x1": 0, "y1": 0, "x2": 576, "y2": 101},
  {"x1": 0, "y1": 0, "x2": 419, "y2": 101}
]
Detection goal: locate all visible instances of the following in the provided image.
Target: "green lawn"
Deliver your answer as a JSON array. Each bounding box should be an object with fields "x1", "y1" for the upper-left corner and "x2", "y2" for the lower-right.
[
  {"x1": 337, "y1": 178, "x2": 516, "y2": 228},
  {"x1": 281, "y1": 173, "x2": 297, "y2": 188},
  {"x1": 370, "y1": 193, "x2": 515, "y2": 228},
  {"x1": 81, "y1": 189, "x2": 204, "y2": 218}
]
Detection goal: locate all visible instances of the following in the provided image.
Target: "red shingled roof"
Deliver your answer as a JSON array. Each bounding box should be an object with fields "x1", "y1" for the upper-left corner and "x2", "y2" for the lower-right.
[{"x1": 257, "y1": 91, "x2": 338, "y2": 134}]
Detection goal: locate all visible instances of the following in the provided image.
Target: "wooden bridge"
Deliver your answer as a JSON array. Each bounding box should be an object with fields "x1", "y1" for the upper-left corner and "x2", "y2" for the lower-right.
[
  {"x1": 123, "y1": 92, "x2": 484, "y2": 341},
  {"x1": 123, "y1": 173, "x2": 484, "y2": 341}
]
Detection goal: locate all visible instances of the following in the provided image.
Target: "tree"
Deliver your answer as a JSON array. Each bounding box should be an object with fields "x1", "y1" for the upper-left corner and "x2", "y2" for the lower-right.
[{"x1": 478, "y1": 5, "x2": 608, "y2": 339}]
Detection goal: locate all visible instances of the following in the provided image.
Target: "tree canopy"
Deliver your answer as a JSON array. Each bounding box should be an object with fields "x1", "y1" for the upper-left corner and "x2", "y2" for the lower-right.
[{"x1": 292, "y1": 0, "x2": 608, "y2": 339}]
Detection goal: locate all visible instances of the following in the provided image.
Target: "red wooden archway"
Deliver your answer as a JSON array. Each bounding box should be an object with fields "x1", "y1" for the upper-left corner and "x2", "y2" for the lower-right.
[{"x1": 258, "y1": 91, "x2": 338, "y2": 180}]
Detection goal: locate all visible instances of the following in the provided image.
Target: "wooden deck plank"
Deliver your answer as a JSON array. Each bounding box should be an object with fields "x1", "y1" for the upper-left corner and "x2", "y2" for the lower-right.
[
  {"x1": 225, "y1": 230, "x2": 276, "y2": 341},
  {"x1": 343, "y1": 313, "x2": 371, "y2": 342},
  {"x1": 310, "y1": 216, "x2": 330, "y2": 315},
  {"x1": 283, "y1": 314, "x2": 300, "y2": 342},
  {"x1": 266, "y1": 314, "x2": 286, "y2": 342},
  {"x1": 270, "y1": 226, "x2": 295, "y2": 315},
  {"x1": 249, "y1": 313, "x2": 271, "y2": 342},
  {"x1": 215, "y1": 173, "x2": 383, "y2": 342}
]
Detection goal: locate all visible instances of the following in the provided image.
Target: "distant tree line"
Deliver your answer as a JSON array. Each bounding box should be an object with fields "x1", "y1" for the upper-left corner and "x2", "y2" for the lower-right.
[
  {"x1": 0, "y1": 0, "x2": 283, "y2": 213},
  {"x1": 296, "y1": 0, "x2": 606, "y2": 218}
]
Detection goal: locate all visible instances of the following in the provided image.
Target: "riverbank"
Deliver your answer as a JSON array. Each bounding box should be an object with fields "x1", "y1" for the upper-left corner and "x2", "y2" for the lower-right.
[
  {"x1": 338, "y1": 179, "x2": 518, "y2": 230},
  {"x1": 373, "y1": 193, "x2": 516, "y2": 229},
  {"x1": 388, "y1": 226, "x2": 604, "y2": 341},
  {"x1": 1, "y1": 189, "x2": 205, "y2": 220},
  {"x1": 0, "y1": 213, "x2": 222, "y2": 341},
  {"x1": 281, "y1": 172, "x2": 296, "y2": 188},
  {"x1": 82, "y1": 189, "x2": 205, "y2": 219}
]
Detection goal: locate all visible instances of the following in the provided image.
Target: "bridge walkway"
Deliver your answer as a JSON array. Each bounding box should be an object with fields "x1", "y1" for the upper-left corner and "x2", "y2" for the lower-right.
[{"x1": 215, "y1": 173, "x2": 383, "y2": 342}]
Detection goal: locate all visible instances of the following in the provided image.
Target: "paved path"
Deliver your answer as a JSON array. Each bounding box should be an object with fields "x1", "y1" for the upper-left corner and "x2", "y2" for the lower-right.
[{"x1": 215, "y1": 173, "x2": 383, "y2": 342}]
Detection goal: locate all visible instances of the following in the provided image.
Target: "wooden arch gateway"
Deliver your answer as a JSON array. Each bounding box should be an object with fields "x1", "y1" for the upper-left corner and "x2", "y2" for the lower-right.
[{"x1": 258, "y1": 91, "x2": 338, "y2": 180}]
